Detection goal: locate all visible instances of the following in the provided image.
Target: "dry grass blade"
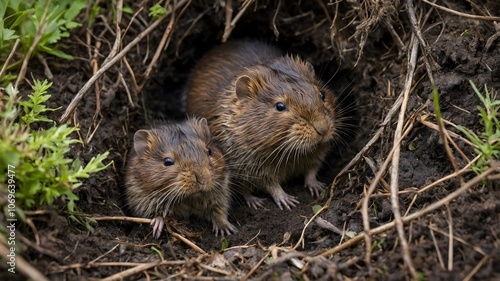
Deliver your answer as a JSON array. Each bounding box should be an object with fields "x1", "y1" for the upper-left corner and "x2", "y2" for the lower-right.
[
  {"x1": 241, "y1": 250, "x2": 270, "y2": 280},
  {"x1": 141, "y1": 0, "x2": 189, "y2": 87},
  {"x1": 0, "y1": 38, "x2": 20, "y2": 79},
  {"x1": 423, "y1": 0, "x2": 500, "y2": 21},
  {"x1": 387, "y1": 36, "x2": 419, "y2": 279},
  {"x1": 429, "y1": 228, "x2": 446, "y2": 270},
  {"x1": 59, "y1": 0, "x2": 190, "y2": 124},
  {"x1": 428, "y1": 224, "x2": 487, "y2": 256},
  {"x1": 406, "y1": 0, "x2": 436, "y2": 84},
  {"x1": 417, "y1": 154, "x2": 479, "y2": 194},
  {"x1": 360, "y1": 36, "x2": 419, "y2": 272},
  {"x1": 14, "y1": 1, "x2": 50, "y2": 88},
  {"x1": 445, "y1": 203, "x2": 454, "y2": 271},
  {"x1": 464, "y1": 255, "x2": 490, "y2": 281},
  {"x1": 222, "y1": 0, "x2": 255, "y2": 42},
  {"x1": 89, "y1": 215, "x2": 206, "y2": 254},
  {"x1": 328, "y1": 80, "x2": 402, "y2": 198},
  {"x1": 100, "y1": 261, "x2": 166, "y2": 281},
  {"x1": 170, "y1": 232, "x2": 207, "y2": 255}
]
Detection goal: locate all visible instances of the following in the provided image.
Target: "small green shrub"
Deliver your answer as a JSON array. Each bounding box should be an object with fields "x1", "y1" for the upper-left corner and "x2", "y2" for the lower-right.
[
  {"x1": 0, "y1": 0, "x2": 87, "y2": 84},
  {"x1": 0, "y1": 80, "x2": 110, "y2": 215},
  {"x1": 456, "y1": 81, "x2": 500, "y2": 174}
]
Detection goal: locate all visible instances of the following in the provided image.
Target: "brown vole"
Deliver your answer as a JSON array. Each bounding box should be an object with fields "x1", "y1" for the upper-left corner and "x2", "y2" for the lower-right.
[
  {"x1": 186, "y1": 40, "x2": 337, "y2": 210},
  {"x1": 125, "y1": 118, "x2": 236, "y2": 238}
]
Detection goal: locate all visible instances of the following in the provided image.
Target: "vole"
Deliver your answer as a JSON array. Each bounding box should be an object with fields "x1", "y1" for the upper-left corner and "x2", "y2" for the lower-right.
[
  {"x1": 124, "y1": 118, "x2": 237, "y2": 238},
  {"x1": 186, "y1": 40, "x2": 337, "y2": 210}
]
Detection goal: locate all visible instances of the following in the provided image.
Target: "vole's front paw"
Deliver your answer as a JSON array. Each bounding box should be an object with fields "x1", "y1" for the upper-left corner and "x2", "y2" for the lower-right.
[
  {"x1": 272, "y1": 192, "x2": 299, "y2": 211},
  {"x1": 305, "y1": 177, "x2": 326, "y2": 197},
  {"x1": 245, "y1": 195, "x2": 266, "y2": 209},
  {"x1": 151, "y1": 216, "x2": 166, "y2": 239},
  {"x1": 213, "y1": 222, "x2": 238, "y2": 237}
]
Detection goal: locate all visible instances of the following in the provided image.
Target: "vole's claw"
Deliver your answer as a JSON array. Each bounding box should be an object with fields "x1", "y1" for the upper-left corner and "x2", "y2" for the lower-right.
[
  {"x1": 151, "y1": 216, "x2": 165, "y2": 239},
  {"x1": 274, "y1": 193, "x2": 299, "y2": 211},
  {"x1": 214, "y1": 222, "x2": 238, "y2": 237},
  {"x1": 305, "y1": 177, "x2": 326, "y2": 198},
  {"x1": 245, "y1": 195, "x2": 266, "y2": 209}
]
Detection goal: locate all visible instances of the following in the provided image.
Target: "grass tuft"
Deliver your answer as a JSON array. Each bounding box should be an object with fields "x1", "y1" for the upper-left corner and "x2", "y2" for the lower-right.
[{"x1": 456, "y1": 81, "x2": 500, "y2": 174}]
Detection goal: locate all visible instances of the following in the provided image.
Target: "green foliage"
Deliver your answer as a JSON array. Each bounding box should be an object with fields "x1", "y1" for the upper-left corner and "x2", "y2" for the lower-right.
[
  {"x1": 456, "y1": 81, "x2": 500, "y2": 174},
  {"x1": 150, "y1": 246, "x2": 164, "y2": 261},
  {"x1": 148, "y1": 3, "x2": 167, "y2": 20},
  {"x1": 371, "y1": 238, "x2": 384, "y2": 251},
  {"x1": 220, "y1": 236, "x2": 229, "y2": 251},
  {"x1": 0, "y1": 80, "x2": 110, "y2": 215},
  {"x1": 311, "y1": 204, "x2": 322, "y2": 214},
  {"x1": 0, "y1": 0, "x2": 86, "y2": 84},
  {"x1": 18, "y1": 79, "x2": 58, "y2": 127}
]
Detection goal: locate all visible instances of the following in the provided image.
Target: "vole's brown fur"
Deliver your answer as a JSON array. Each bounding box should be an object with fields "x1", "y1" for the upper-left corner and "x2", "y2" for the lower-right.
[
  {"x1": 186, "y1": 41, "x2": 337, "y2": 210},
  {"x1": 125, "y1": 118, "x2": 236, "y2": 238}
]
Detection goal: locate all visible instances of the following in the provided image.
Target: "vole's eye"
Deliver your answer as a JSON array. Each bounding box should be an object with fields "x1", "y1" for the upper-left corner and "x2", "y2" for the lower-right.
[
  {"x1": 163, "y1": 157, "x2": 174, "y2": 166},
  {"x1": 275, "y1": 102, "x2": 287, "y2": 112},
  {"x1": 319, "y1": 91, "x2": 325, "y2": 101},
  {"x1": 206, "y1": 147, "x2": 212, "y2": 156}
]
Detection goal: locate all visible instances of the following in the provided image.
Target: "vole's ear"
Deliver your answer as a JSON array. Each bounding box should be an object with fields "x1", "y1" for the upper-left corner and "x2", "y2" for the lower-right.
[
  {"x1": 235, "y1": 75, "x2": 258, "y2": 101},
  {"x1": 303, "y1": 60, "x2": 315, "y2": 75},
  {"x1": 198, "y1": 118, "x2": 211, "y2": 140},
  {"x1": 133, "y1": 130, "x2": 151, "y2": 156}
]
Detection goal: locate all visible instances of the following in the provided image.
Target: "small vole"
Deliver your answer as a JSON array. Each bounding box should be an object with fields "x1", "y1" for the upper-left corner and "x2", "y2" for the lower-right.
[
  {"x1": 125, "y1": 118, "x2": 236, "y2": 238},
  {"x1": 186, "y1": 40, "x2": 337, "y2": 210}
]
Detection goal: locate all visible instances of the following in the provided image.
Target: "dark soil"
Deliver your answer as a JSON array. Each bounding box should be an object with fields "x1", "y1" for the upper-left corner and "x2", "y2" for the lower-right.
[{"x1": 2, "y1": 0, "x2": 500, "y2": 280}]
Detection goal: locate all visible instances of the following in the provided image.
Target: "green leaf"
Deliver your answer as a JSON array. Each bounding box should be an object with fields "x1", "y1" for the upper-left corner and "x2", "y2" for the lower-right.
[
  {"x1": 1, "y1": 28, "x2": 18, "y2": 42},
  {"x1": 149, "y1": 4, "x2": 167, "y2": 20},
  {"x1": 123, "y1": 6, "x2": 134, "y2": 14},
  {"x1": 345, "y1": 231, "x2": 357, "y2": 238},
  {"x1": 39, "y1": 45, "x2": 74, "y2": 59},
  {"x1": 64, "y1": 0, "x2": 86, "y2": 21},
  {"x1": 312, "y1": 204, "x2": 322, "y2": 214},
  {"x1": 220, "y1": 236, "x2": 229, "y2": 251}
]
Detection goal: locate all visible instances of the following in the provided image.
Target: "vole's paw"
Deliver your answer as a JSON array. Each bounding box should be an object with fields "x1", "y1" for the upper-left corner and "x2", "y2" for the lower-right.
[
  {"x1": 245, "y1": 195, "x2": 266, "y2": 209},
  {"x1": 273, "y1": 192, "x2": 299, "y2": 211},
  {"x1": 213, "y1": 222, "x2": 238, "y2": 237},
  {"x1": 305, "y1": 177, "x2": 326, "y2": 197},
  {"x1": 151, "y1": 216, "x2": 166, "y2": 239}
]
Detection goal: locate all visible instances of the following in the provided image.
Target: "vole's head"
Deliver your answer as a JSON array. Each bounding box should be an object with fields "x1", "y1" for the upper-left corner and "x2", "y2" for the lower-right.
[
  {"x1": 233, "y1": 56, "x2": 336, "y2": 155},
  {"x1": 128, "y1": 118, "x2": 226, "y2": 215}
]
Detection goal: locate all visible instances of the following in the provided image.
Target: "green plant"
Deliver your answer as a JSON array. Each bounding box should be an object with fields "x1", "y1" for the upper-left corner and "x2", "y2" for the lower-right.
[
  {"x1": 371, "y1": 238, "x2": 384, "y2": 251},
  {"x1": 151, "y1": 246, "x2": 164, "y2": 261},
  {"x1": 148, "y1": 3, "x2": 167, "y2": 20},
  {"x1": 0, "y1": 80, "x2": 110, "y2": 215},
  {"x1": 0, "y1": 0, "x2": 87, "y2": 84},
  {"x1": 456, "y1": 81, "x2": 500, "y2": 174},
  {"x1": 220, "y1": 236, "x2": 229, "y2": 251}
]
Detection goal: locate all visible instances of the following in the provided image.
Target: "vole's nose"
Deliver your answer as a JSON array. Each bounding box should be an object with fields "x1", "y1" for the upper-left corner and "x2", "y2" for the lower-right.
[
  {"x1": 313, "y1": 120, "x2": 330, "y2": 138},
  {"x1": 195, "y1": 169, "x2": 212, "y2": 189}
]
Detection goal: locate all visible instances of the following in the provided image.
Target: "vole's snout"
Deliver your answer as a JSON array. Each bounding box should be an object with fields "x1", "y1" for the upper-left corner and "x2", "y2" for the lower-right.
[
  {"x1": 312, "y1": 119, "x2": 331, "y2": 138},
  {"x1": 195, "y1": 169, "x2": 212, "y2": 189}
]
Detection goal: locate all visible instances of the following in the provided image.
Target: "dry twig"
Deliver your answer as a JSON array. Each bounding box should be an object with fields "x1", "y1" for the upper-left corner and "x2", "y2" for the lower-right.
[
  {"x1": 423, "y1": 0, "x2": 500, "y2": 21},
  {"x1": 59, "y1": 0, "x2": 190, "y2": 124},
  {"x1": 406, "y1": 0, "x2": 437, "y2": 85},
  {"x1": 221, "y1": 0, "x2": 255, "y2": 42},
  {"x1": 387, "y1": 36, "x2": 419, "y2": 278}
]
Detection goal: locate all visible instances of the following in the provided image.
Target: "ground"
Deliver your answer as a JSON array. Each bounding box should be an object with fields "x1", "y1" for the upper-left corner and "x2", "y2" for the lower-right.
[{"x1": 1, "y1": 0, "x2": 500, "y2": 280}]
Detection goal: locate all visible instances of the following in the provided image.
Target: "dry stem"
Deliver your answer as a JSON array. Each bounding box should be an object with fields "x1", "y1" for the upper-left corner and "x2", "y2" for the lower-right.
[
  {"x1": 388, "y1": 36, "x2": 419, "y2": 278},
  {"x1": 59, "y1": 0, "x2": 190, "y2": 124}
]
